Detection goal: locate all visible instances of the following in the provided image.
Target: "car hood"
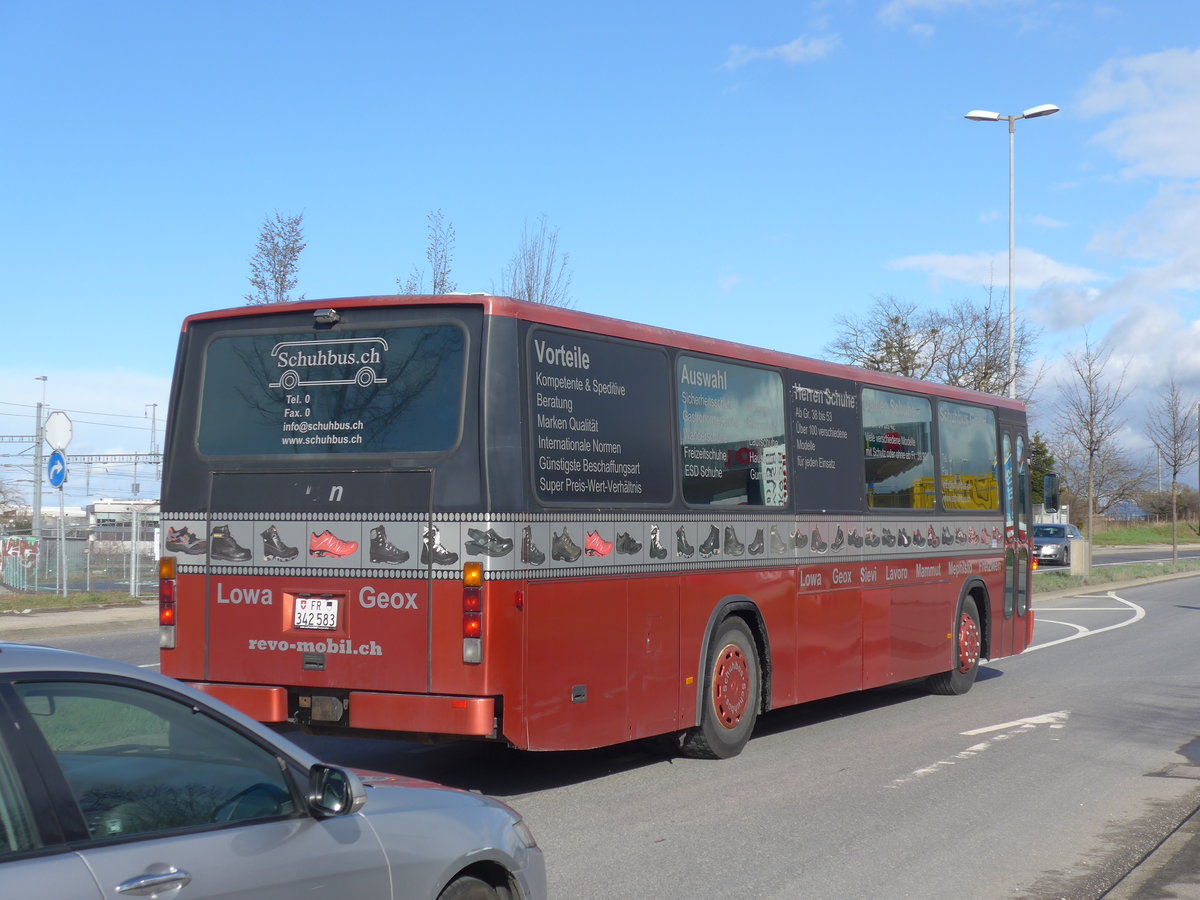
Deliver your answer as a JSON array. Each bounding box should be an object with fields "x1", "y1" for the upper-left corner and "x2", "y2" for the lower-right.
[{"x1": 349, "y1": 767, "x2": 505, "y2": 814}]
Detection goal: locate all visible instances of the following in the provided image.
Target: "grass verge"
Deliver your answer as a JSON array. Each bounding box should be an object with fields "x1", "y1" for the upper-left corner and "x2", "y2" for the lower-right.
[
  {"x1": 0, "y1": 592, "x2": 145, "y2": 614},
  {"x1": 1033, "y1": 558, "x2": 1200, "y2": 594}
]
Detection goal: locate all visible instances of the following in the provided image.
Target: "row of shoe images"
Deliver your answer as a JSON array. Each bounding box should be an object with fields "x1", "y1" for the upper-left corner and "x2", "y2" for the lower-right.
[
  {"x1": 165, "y1": 521, "x2": 1007, "y2": 568},
  {"x1": 549, "y1": 522, "x2": 1004, "y2": 563},
  {"x1": 165, "y1": 524, "x2": 462, "y2": 566}
]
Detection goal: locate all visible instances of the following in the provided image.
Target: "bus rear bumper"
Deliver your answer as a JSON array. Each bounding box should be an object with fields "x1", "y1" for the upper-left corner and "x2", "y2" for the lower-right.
[{"x1": 190, "y1": 682, "x2": 497, "y2": 737}]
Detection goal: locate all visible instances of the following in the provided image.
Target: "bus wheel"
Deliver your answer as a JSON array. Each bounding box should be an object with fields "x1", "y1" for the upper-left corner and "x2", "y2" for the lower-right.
[
  {"x1": 928, "y1": 595, "x2": 981, "y2": 696},
  {"x1": 680, "y1": 617, "x2": 760, "y2": 759}
]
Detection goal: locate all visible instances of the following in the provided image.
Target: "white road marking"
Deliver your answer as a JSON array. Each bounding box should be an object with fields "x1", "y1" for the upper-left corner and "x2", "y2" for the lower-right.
[
  {"x1": 890, "y1": 711, "x2": 1071, "y2": 788},
  {"x1": 962, "y1": 710, "x2": 1071, "y2": 736},
  {"x1": 1025, "y1": 592, "x2": 1145, "y2": 653}
]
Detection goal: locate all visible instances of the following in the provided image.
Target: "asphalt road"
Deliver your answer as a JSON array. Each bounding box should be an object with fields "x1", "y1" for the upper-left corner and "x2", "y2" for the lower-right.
[{"x1": 9, "y1": 575, "x2": 1200, "y2": 898}]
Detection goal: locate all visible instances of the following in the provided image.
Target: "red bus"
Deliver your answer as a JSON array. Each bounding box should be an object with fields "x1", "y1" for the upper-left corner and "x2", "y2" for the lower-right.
[{"x1": 159, "y1": 295, "x2": 1034, "y2": 758}]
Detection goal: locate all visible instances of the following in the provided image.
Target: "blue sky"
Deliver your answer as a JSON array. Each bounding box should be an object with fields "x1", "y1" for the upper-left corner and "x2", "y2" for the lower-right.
[{"x1": 2, "y1": 0, "x2": 1198, "y2": 505}]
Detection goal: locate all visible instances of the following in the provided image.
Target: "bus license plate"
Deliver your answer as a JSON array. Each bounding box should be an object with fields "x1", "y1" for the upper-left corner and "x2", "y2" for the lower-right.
[{"x1": 294, "y1": 596, "x2": 339, "y2": 630}]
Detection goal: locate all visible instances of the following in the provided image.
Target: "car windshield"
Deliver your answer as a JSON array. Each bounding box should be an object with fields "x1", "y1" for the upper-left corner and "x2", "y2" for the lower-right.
[{"x1": 1034, "y1": 525, "x2": 1065, "y2": 538}]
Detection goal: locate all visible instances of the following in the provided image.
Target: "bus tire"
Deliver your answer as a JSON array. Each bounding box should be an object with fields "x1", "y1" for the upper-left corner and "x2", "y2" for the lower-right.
[
  {"x1": 928, "y1": 595, "x2": 981, "y2": 696},
  {"x1": 680, "y1": 617, "x2": 760, "y2": 759}
]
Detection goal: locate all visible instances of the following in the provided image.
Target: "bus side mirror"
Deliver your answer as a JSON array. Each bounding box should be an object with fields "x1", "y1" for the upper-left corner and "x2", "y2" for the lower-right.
[{"x1": 1043, "y1": 473, "x2": 1060, "y2": 514}]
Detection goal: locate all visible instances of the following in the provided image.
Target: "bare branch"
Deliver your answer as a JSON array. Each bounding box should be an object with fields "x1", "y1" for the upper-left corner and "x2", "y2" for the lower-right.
[
  {"x1": 245, "y1": 211, "x2": 306, "y2": 305},
  {"x1": 499, "y1": 214, "x2": 574, "y2": 307}
]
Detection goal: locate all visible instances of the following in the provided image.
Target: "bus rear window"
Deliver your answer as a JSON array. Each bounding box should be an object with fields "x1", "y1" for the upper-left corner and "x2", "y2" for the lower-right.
[{"x1": 196, "y1": 325, "x2": 466, "y2": 455}]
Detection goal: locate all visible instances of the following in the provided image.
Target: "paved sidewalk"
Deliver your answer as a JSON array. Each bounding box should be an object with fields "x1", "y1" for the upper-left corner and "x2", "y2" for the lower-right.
[{"x1": 0, "y1": 602, "x2": 157, "y2": 642}]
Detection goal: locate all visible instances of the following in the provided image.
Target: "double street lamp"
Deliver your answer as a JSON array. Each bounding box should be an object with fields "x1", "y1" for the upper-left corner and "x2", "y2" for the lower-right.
[{"x1": 964, "y1": 103, "x2": 1060, "y2": 399}]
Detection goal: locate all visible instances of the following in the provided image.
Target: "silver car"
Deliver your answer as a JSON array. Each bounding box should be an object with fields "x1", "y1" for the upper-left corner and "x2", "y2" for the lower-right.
[
  {"x1": 0, "y1": 643, "x2": 545, "y2": 899},
  {"x1": 1033, "y1": 522, "x2": 1083, "y2": 566}
]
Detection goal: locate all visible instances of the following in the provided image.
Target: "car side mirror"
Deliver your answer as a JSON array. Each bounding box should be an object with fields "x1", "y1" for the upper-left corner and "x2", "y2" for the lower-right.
[
  {"x1": 1042, "y1": 473, "x2": 1060, "y2": 514},
  {"x1": 308, "y1": 764, "x2": 366, "y2": 817}
]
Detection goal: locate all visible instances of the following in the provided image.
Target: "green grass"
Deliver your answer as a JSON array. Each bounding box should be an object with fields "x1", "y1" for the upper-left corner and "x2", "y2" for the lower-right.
[
  {"x1": 0, "y1": 591, "x2": 145, "y2": 614},
  {"x1": 1090, "y1": 522, "x2": 1200, "y2": 546},
  {"x1": 1033, "y1": 558, "x2": 1200, "y2": 593}
]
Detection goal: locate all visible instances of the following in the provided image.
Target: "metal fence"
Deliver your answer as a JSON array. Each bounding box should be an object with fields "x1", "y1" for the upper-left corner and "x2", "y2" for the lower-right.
[{"x1": 2, "y1": 531, "x2": 157, "y2": 597}]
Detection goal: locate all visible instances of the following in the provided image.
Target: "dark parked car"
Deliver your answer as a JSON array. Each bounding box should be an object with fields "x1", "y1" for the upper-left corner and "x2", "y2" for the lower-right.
[
  {"x1": 1033, "y1": 523, "x2": 1084, "y2": 566},
  {"x1": 0, "y1": 643, "x2": 545, "y2": 899}
]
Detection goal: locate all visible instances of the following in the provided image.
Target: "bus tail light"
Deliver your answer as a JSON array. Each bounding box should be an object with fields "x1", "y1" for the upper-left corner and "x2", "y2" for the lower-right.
[
  {"x1": 463, "y1": 562, "x2": 483, "y2": 664},
  {"x1": 159, "y1": 557, "x2": 177, "y2": 650}
]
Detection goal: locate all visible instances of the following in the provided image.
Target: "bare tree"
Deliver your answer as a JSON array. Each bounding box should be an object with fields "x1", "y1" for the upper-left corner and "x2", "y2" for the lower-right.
[
  {"x1": 399, "y1": 209, "x2": 457, "y2": 295},
  {"x1": 0, "y1": 480, "x2": 24, "y2": 519},
  {"x1": 825, "y1": 295, "x2": 941, "y2": 380},
  {"x1": 932, "y1": 289, "x2": 1042, "y2": 400},
  {"x1": 1051, "y1": 437, "x2": 1149, "y2": 523},
  {"x1": 245, "y1": 211, "x2": 306, "y2": 305},
  {"x1": 1056, "y1": 337, "x2": 1131, "y2": 545},
  {"x1": 1145, "y1": 376, "x2": 1198, "y2": 560},
  {"x1": 827, "y1": 290, "x2": 1041, "y2": 399},
  {"x1": 499, "y1": 214, "x2": 574, "y2": 307}
]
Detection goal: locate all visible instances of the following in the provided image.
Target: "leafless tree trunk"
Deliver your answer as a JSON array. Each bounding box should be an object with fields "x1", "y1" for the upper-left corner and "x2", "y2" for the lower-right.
[
  {"x1": 825, "y1": 295, "x2": 941, "y2": 380},
  {"x1": 245, "y1": 211, "x2": 306, "y2": 305},
  {"x1": 1145, "y1": 377, "x2": 1198, "y2": 561},
  {"x1": 399, "y1": 209, "x2": 457, "y2": 295},
  {"x1": 933, "y1": 288, "x2": 1042, "y2": 399},
  {"x1": 825, "y1": 290, "x2": 1041, "y2": 399},
  {"x1": 1057, "y1": 338, "x2": 1131, "y2": 548},
  {"x1": 499, "y1": 214, "x2": 574, "y2": 307}
]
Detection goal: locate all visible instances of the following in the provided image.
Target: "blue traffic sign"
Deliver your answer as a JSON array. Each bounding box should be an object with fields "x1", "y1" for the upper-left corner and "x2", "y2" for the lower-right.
[{"x1": 47, "y1": 450, "x2": 67, "y2": 487}]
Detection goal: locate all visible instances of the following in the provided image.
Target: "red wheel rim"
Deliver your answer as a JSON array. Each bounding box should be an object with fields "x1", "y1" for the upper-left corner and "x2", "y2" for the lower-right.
[
  {"x1": 957, "y1": 612, "x2": 981, "y2": 674},
  {"x1": 711, "y1": 642, "x2": 750, "y2": 729}
]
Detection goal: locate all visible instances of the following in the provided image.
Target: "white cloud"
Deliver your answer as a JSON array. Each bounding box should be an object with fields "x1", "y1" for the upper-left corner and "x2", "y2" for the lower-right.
[
  {"x1": 877, "y1": 0, "x2": 1025, "y2": 28},
  {"x1": 1032, "y1": 214, "x2": 1066, "y2": 228},
  {"x1": 718, "y1": 274, "x2": 741, "y2": 294},
  {"x1": 1080, "y1": 48, "x2": 1200, "y2": 179},
  {"x1": 723, "y1": 34, "x2": 841, "y2": 70},
  {"x1": 889, "y1": 249, "x2": 1105, "y2": 290}
]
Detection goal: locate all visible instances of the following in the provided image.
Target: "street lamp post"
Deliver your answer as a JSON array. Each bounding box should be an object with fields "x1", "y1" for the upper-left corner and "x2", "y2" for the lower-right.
[{"x1": 964, "y1": 103, "x2": 1060, "y2": 399}]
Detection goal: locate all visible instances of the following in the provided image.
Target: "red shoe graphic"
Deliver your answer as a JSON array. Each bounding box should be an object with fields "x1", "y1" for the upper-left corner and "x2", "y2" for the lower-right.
[
  {"x1": 585, "y1": 530, "x2": 613, "y2": 557},
  {"x1": 309, "y1": 530, "x2": 359, "y2": 558}
]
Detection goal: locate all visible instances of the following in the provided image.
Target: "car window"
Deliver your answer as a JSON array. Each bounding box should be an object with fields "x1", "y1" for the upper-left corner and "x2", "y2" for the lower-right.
[
  {"x1": 0, "y1": 737, "x2": 39, "y2": 856},
  {"x1": 14, "y1": 680, "x2": 296, "y2": 841},
  {"x1": 1033, "y1": 525, "x2": 1063, "y2": 538}
]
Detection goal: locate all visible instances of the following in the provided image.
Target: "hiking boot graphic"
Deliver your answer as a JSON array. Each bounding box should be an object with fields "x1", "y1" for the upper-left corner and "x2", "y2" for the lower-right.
[
  {"x1": 310, "y1": 529, "x2": 359, "y2": 559},
  {"x1": 724, "y1": 526, "x2": 745, "y2": 557},
  {"x1": 211, "y1": 525, "x2": 251, "y2": 562},
  {"x1": 791, "y1": 529, "x2": 808, "y2": 550},
  {"x1": 676, "y1": 526, "x2": 695, "y2": 558},
  {"x1": 261, "y1": 525, "x2": 298, "y2": 562},
  {"x1": 649, "y1": 525, "x2": 668, "y2": 559},
  {"x1": 166, "y1": 526, "x2": 207, "y2": 556},
  {"x1": 522, "y1": 526, "x2": 545, "y2": 566},
  {"x1": 830, "y1": 526, "x2": 845, "y2": 552},
  {"x1": 466, "y1": 527, "x2": 514, "y2": 558},
  {"x1": 616, "y1": 532, "x2": 642, "y2": 555},
  {"x1": 810, "y1": 527, "x2": 828, "y2": 553},
  {"x1": 552, "y1": 527, "x2": 582, "y2": 562},
  {"x1": 770, "y1": 526, "x2": 787, "y2": 555},
  {"x1": 585, "y1": 530, "x2": 614, "y2": 557},
  {"x1": 421, "y1": 526, "x2": 458, "y2": 566},
  {"x1": 699, "y1": 525, "x2": 720, "y2": 557},
  {"x1": 370, "y1": 526, "x2": 409, "y2": 565},
  {"x1": 748, "y1": 528, "x2": 765, "y2": 555}
]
